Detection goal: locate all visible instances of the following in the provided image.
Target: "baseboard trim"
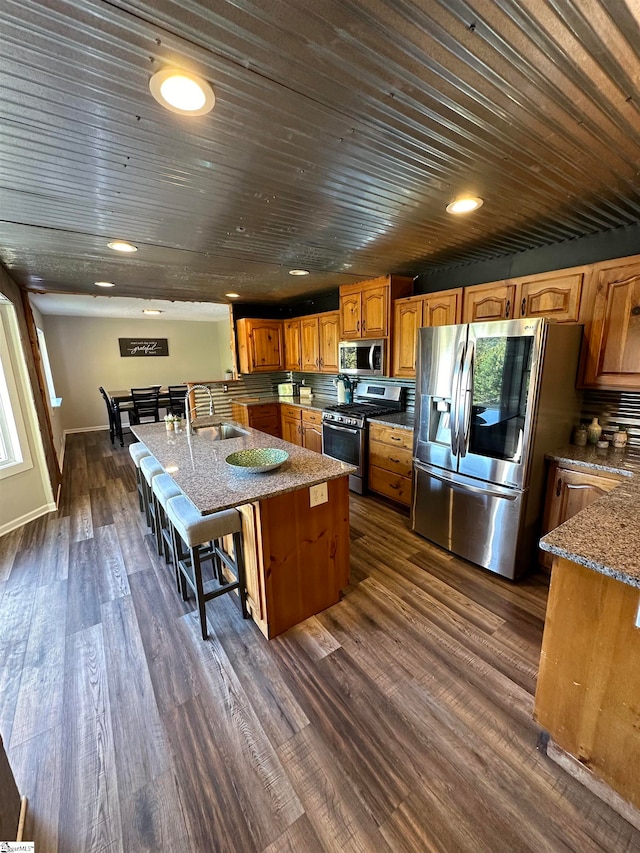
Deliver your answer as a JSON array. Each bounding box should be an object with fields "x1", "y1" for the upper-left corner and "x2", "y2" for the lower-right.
[
  {"x1": 0, "y1": 502, "x2": 57, "y2": 538},
  {"x1": 547, "y1": 739, "x2": 640, "y2": 832},
  {"x1": 63, "y1": 425, "x2": 110, "y2": 435}
]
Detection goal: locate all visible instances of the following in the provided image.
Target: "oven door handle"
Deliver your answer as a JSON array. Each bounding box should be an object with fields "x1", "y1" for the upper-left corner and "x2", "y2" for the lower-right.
[{"x1": 323, "y1": 422, "x2": 359, "y2": 436}]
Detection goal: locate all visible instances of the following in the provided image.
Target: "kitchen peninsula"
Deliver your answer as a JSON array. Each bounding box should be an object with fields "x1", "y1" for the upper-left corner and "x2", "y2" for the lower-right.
[
  {"x1": 131, "y1": 418, "x2": 356, "y2": 638},
  {"x1": 536, "y1": 446, "x2": 640, "y2": 822}
]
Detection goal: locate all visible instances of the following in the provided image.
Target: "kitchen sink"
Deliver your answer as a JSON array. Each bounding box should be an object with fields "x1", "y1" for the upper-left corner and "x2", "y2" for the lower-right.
[{"x1": 194, "y1": 422, "x2": 247, "y2": 440}]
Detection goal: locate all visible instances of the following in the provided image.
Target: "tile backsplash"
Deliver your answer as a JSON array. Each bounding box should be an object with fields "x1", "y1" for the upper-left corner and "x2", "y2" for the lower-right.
[{"x1": 581, "y1": 390, "x2": 640, "y2": 446}]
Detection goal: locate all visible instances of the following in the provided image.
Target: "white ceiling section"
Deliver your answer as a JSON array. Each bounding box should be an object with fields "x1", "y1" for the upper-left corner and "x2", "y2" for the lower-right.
[
  {"x1": 29, "y1": 293, "x2": 230, "y2": 321},
  {"x1": 1, "y1": 1, "x2": 640, "y2": 304}
]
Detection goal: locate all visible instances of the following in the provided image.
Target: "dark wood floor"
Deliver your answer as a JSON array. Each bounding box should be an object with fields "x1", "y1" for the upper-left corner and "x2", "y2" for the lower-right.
[{"x1": 1, "y1": 430, "x2": 638, "y2": 852}]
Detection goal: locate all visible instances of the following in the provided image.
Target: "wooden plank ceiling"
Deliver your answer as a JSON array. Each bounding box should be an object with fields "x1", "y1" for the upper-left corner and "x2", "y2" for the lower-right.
[{"x1": 1, "y1": 0, "x2": 639, "y2": 303}]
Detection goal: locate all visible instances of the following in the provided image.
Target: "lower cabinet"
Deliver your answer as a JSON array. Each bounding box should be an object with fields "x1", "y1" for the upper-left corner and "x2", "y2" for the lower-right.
[
  {"x1": 368, "y1": 422, "x2": 414, "y2": 506},
  {"x1": 280, "y1": 404, "x2": 303, "y2": 446},
  {"x1": 302, "y1": 408, "x2": 323, "y2": 453},
  {"x1": 540, "y1": 461, "x2": 622, "y2": 568},
  {"x1": 231, "y1": 402, "x2": 281, "y2": 437}
]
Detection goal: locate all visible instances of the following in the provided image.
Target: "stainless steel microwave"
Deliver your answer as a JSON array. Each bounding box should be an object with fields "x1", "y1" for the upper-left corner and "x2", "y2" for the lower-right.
[{"x1": 338, "y1": 339, "x2": 385, "y2": 375}]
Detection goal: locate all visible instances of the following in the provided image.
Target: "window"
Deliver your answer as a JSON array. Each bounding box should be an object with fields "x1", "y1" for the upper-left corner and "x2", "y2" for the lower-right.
[
  {"x1": 0, "y1": 301, "x2": 33, "y2": 477},
  {"x1": 36, "y1": 326, "x2": 60, "y2": 406}
]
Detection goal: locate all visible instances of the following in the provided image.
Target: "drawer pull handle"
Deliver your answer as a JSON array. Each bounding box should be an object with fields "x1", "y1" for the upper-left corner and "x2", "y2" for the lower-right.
[
  {"x1": 391, "y1": 436, "x2": 402, "y2": 441},
  {"x1": 390, "y1": 457, "x2": 400, "y2": 464},
  {"x1": 556, "y1": 477, "x2": 562, "y2": 497}
]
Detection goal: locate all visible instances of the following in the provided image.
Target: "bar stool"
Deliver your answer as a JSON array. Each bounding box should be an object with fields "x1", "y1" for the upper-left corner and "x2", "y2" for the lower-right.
[
  {"x1": 139, "y1": 455, "x2": 164, "y2": 534},
  {"x1": 151, "y1": 472, "x2": 183, "y2": 566},
  {"x1": 165, "y1": 495, "x2": 249, "y2": 640},
  {"x1": 129, "y1": 442, "x2": 151, "y2": 512}
]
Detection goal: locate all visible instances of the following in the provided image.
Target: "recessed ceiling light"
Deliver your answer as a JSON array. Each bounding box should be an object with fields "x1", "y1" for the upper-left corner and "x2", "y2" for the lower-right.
[
  {"x1": 289, "y1": 269, "x2": 310, "y2": 276},
  {"x1": 108, "y1": 240, "x2": 137, "y2": 253},
  {"x1": 149, "y1": 68, "x2": 215, "y2": 116},
  {"x1": 142, "y1": 309, "x2": 162, "y2": 315},
  {"x1": 225, "y1": 292, "x2": 240, "y2": 298},
  {"x1": 95, "y1": 281, "x2": 115, "y2": 288},
  {"x1": 446, "y1": 197, "x2": 484, "y2": 215}
]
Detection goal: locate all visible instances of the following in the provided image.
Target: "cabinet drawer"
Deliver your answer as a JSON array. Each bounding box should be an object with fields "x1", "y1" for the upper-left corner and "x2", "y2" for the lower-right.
[
  {"x1": 280, "y1": 404, "x2": 302, "y2": 420},
  {"x1": 248, "y1": 403, "x2": 279, "y2": 419},
  {"x1": 369, "y1": 466, "x2": 412, "y2": 506},
  {"x1": 369, "y1": 442, "x2": 413, "y2": 478},
  {"x1": 369, "y1": 422, "x2": 413, "y2": 451},
  {"x1": 302, "y1": 408, "x2": 322, "y2": 425},
  {"x1": 251, "y1": 416, "x2": 281, "y2": 436}
]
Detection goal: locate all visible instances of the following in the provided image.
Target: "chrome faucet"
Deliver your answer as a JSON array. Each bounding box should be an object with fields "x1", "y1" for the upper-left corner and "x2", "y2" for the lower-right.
[{"x1": 185, "y1": 385, "x2": 215, "y2": 435}]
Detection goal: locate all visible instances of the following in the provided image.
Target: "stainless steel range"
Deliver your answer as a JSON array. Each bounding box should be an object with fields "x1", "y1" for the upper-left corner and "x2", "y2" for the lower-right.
[{"x1": 322, "y1": 382, "x2": 405, "y2": 494}]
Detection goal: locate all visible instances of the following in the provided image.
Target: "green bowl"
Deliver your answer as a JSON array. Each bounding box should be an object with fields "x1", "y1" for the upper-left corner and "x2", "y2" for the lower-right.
[{"x1": 225, "y1": 447, "x2": 289, "y2": 474}]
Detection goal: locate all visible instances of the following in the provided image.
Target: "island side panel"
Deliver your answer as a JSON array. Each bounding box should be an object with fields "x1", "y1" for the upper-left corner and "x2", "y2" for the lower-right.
[
  {"x1": 259, "y1": 476, "x2": 350, "y2": 638},
  {"x1": 534, "y1": 556, "x2": 640, "y2": 810}
]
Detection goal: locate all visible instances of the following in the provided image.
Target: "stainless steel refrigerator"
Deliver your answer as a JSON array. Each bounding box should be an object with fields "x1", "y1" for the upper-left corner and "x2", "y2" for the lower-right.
[{"x1": 412, "y1": 317, "x2": 583, "y2": 579}]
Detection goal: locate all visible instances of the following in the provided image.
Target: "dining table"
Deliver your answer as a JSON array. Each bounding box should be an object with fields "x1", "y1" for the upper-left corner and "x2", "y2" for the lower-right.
[{"x1": 107, "y1": 386, "x2": 171, "y2": 445}]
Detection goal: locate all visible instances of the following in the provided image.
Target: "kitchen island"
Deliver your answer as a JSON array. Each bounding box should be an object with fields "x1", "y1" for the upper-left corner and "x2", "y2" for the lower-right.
[
  {"x1": 535, "y1": 445, "x2": 640, "y2": 824},
  {"x1": 131, "y1": 418, "x2": 356, "y2": 638}
]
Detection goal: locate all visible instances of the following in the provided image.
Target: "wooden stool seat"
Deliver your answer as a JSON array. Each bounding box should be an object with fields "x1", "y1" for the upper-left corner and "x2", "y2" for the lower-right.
[{"x1": 165, "y1": 495, "x2": 249, "y2": 639}]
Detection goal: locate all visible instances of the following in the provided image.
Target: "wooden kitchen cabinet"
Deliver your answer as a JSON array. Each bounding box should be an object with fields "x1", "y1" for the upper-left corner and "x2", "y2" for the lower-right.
[
  {"x1": 580, "y1": 259, "x2": 640, "y2": 390},
  {"x1": 318, "y1": 311, "x2": 340, "y2": 373},
  {"x1": 393, "y1": 296, "x2": 422, "y2": 378},
  {"x1": 232, "y1": 402, "x2": 281, "y2": 437},
  {"x1": 393, "y1": 288, "x2": 463, "y2": 377},
  {"x1": 280, "y1": 403, "x2": 303, "y2": 446},
  {"x1": 283, "y1": 319, "x2": 302, "y2": 371},
  {"x1": 340, "y1": 275, "x2": 412, "y2": 340},
  {"x1": 302, "y1": 408, "x2": 323, "y2": 453},
  {"x1": 516, "y1": 271, "x2": 583, "y2": 323},
  {"x1": 462, "y1": 281, "x2": 517, "y2": 323},
  {"x1": 301, "y1": 316, "x2": 320, "y2": 372},
  {"x1": 368, "y1": 422, "x2": 414, "y2": 506},
  {"x1": 236, "y1": 319, "x2": 284, "y2": 373},
  {"x1": 540, "y1": 461, "x2": 622, "y2": 568}
]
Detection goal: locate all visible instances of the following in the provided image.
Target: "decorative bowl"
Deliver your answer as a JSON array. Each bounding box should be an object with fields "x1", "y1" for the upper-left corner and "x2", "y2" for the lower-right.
[{"x1": 225, "y1": 447, "x2": 289, "y2": 474}]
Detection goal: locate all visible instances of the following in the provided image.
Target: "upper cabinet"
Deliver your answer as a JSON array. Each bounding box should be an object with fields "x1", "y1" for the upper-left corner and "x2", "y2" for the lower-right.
[
  {"x1": 392, "y1": 288, "x2": 462, "y2": 378},
  {"x1": 236, "y1": 319, "x2": 284, "y2": 373},
  {"x1": 516, "y1": 271, "x2": 583, "y2": 323},
  {"x1": 318, "y1": 312, "x2": 340, "y2": 373},
  {"x1": 283, "y1": 320, "x2": 301, "y2": 371},
  {"x1": 340, "y1": 275, "x2": 412, "y2": 340},
  {"x1": 301, "y1": 316, "x2": 320, "y2": 372},
  {"x1": 580, "y1": 259, "x2": 640, "y2": 390},
  {"x1": 462, "y1": 281, "x2": 517, "y2": 323}
]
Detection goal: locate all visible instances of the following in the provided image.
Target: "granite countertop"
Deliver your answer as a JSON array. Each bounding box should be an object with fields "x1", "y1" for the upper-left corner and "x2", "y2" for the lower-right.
[
  {"x1": 131, "y1": 418, "x2": 356, "y2": 515},
  {"x1": 539, "y1": 444, "x2": 640, "y2": 588},
  {"x1": 369, "y1": 411, "x2": 415, "y2": 431},
  {"x1": 232, "y1": 394, "x2": 335, "y2": 412}
]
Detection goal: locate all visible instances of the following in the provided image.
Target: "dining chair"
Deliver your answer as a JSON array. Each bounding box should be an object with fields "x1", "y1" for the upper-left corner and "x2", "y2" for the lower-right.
[
  {"x1": 99, "y1": 387, "x2": 133, "y2": 446},
  {"x1": 167, "y1": 384, "x2": 188, "y2": 417},
  {"x1": 129, "y1": 387, "x2": 161, "y2": 425}
]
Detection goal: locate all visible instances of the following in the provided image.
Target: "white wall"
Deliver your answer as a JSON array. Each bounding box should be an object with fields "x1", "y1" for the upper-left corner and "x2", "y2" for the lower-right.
[
  {"x1": 0, "y1": 301, "x2": 55, "y2": 536},
  {"x1": 42, "y1": 315, "x2": 233, "y2": 432}
]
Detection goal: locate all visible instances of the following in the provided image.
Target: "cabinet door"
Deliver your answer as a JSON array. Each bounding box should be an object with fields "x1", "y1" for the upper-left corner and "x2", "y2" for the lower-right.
[
  {"x1": 423, "y1": 288, "x2": 463, "y2": 327},
  {"x1": 393, "y1": 297, "x2": 422, "y2": 377},
  {"x1": 462, "y1": 282, "x2": 517, "y2": 323},
  {"x1": 319, "y1": 312, "x2": 340, "y2": 373},
  {"x1": 249, "y1": 322, "x2": 284, "y2": 371},
  {"x1": 302, "y1": 422, "x2": 323, "y2": 453},
  {"x1": 301, "y1": 317, "x2": 320, "y2": 372},
  {"x1": 361, "y1": 283, "x2": 389, "y2": 337},
  {"x1": 341, "y1": 292, "x2": 361, "y2": 339},
  {"x1": 541, "y1": 464, "x2": 620, "y2": 567},
  {"x1": 582, "y1": 262, "x2": 640, "y2": 389},
  {"x1": 281, "y1": 415, "x2": 303, "y2": 446},
  {"x1": 283, "y1": 320, "x2": 301, "y2": 370},
  {"x1": 518, "y1": 273, "x2": 583, "y2": 323}
]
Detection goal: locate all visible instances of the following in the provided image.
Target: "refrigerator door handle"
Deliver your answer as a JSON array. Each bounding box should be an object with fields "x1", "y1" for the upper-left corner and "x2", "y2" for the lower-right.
[
  {"x1": 458, "y1": 342, "x2": 474, "y2": 458},
  {"x1": 413, "y1": 460, "x2": 519, "y2": 500},
  {"x1": 450, "y1": 342, "x2": 465, "y2": 456}
]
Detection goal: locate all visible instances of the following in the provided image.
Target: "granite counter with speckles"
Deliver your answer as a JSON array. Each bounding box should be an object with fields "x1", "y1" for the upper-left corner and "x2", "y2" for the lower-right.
[
  {"x1": 131, "y1": 418, "x2": 356, "y2": 515},
  {"x1": 539, "y1": 445, "x2": 640, "y2": 588},
  {"x1": 368, "y1": 411, "x2": 415, "y2": 431}
]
